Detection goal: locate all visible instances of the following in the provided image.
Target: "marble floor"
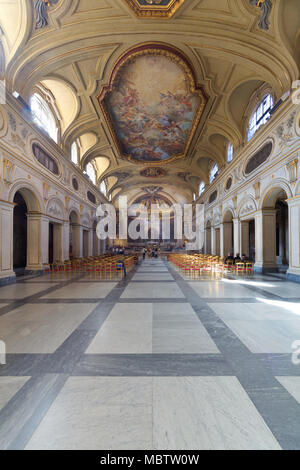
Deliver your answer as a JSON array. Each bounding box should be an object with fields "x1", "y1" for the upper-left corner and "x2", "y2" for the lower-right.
[{"x1": 0, "y1": 259, "x2": 300, "y2": 450}]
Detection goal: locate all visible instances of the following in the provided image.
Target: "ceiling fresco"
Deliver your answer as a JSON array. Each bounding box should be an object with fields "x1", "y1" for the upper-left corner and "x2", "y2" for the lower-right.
[
  {"x1": 140, "y1": 167, "x2": 166, "y2": 178},
  {"x1": 122, "y1": 0, "x2": 186, "y2": 18},
  {"x1": 99, "y1": 45, "x2": 206, "y2": 164}
]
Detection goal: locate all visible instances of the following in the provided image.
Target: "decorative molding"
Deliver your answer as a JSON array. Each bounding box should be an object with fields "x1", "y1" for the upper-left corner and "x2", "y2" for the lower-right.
[
  {"x1": 249, "y1": 0, "x2": 273, "y2": 31},
  {"x1": 240, "y1": 200, "x2": 255, "y2": 216},
  {"x1": 3, "y1": 158, "x2": 16, "y2": 186},
  {"x1": 122, "y1": 0, "x2": 186, "y2": 19},
  {"x1": 254, "y1": 181, "x2": 261, "y2": 200},
  {"x1": 35, "y1": 0, "x2": 59, "y2": 30},
  {"x1": 276, "y1": 112, "x2": 297, "y2": 148},
  {"x1": 98, "y1": 43, "x2": 207, "y2": 165},
  {"x1": 286, "y1": 158, "x2": 298, "y2": 185},
  {"x1": 43, "y1": 182, "x2": 50, "y2": 201}
]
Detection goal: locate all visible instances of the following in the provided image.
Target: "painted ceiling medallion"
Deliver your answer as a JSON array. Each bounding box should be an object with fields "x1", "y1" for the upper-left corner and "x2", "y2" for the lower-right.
[
  {"x1": 98, "y1": 44, "x2": 207, "y2": 165},
  {"x1": 140, "y1": 167, "x2": 166, "y2": 178},
  {"x1": 123, "y1": 0, "x2": 186, "y2": 18}
]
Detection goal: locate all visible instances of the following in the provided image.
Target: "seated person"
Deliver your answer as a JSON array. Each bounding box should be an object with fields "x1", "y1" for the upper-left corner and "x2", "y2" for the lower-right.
[
  {"x1": 234, "y1": 253, "x2": 242, "y2": 264},
  {"x1": 225, "y1": 253, "x2": 234, "y2": 264},
  {"x1": 241, "y1": 253, "x2": 250, "y2": 263}
]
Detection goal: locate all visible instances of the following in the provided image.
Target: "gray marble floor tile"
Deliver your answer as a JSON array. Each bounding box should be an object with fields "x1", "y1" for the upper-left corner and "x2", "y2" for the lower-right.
[{"x1": 153, "y1": 377, "x2": 281, "y2": 450}]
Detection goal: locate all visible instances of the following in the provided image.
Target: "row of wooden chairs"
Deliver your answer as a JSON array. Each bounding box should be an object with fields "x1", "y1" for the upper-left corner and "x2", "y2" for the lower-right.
[
  {"x1": 43, "y1": 255, "x2": 135, "y2": 279},
  {"x1": 168, "y1": 254, "x2": 254, "y2": 278}
]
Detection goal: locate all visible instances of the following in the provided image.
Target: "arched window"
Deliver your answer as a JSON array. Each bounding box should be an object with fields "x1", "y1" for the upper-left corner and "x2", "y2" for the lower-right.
[
  {"x1": 227, "y1": 143, "x2": 234, "y2": 163},
  {"x1": 30, "y1": 93, "x2": 58, "y2": 142},
  {"x1": 100, "y1": 180, "x2": 107, "y2": 196},
  {"x1": 248, "y1": 94, "x2": 273, "y2": 141},
  {"x1": 209, "y1": 163, "x2": 218, "y2": 184},
  {"x1": 199, "y1": 181, "x2": 205, "y2": 196},
  {"x1": 71, "y1": 142, "x2": 79, "y2": 165},
  {"x1": 86, "y1": 162, "x2": 96, "y2": 185}
]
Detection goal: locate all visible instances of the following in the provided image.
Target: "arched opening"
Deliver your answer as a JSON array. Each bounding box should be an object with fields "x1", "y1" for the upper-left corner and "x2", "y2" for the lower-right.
[
  {"x1": 223, "y1": 210, "x2": 234, "y2": 257},
  {"x1": 276, "y1": 200, "x2": 289, "y2": 270},
  {"x1": 13, "y1": 192, "x2": 27, "y2": 274}
]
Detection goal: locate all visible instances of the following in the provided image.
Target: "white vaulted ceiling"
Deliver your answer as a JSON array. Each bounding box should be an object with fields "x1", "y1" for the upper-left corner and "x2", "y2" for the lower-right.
[{"x1": 0, "y1": 0, "x2": 299, "y2": 204}]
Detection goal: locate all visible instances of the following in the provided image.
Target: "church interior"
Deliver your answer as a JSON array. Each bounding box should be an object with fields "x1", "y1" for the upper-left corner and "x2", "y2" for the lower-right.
[{"x1": 0, "y1": 0, "x2": 300, "y2": 451}]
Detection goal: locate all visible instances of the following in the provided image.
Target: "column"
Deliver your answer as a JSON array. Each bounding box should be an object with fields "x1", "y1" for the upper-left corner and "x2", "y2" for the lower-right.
[
  {"x1": 287, "y1": 196, "x2": 300, "y2": 282},
  {"x1": 211, "y1": 227, "x2": 216, "y2": 255},
  {"x1": 72, "y1": 224, "x2": 83, "y2": 258},
  {"x1": 220, "y1": 224, "x2": 224, "y2": 257},
  {"x1": 233, "y1": 218, "x2": 240, "y2": 256},
  {"x1": 215, "y1": 228, "x2": 220, "y2": 256},
  {"x1": 94, "y1": 229, "x2": 100, "y2": 255},
  {"x1": 240, "y1": 220, "x2": 249, "y2": 257},
  {"x1": 88, "y1": 229, "x2": 93, "y2": 256},
  {"x1": 0, "y1": 201, "x2": 15, "y2": 283},
  {"x1": 40, "y1": 215, "x2": 49, "y2": 265},
  {"x1": 63, "y1": 222, "x2": 70, "y2": 261},
  {"x1": 26, "y1": 212, "x2": 48, "y2": 271},
  {"x1": 53, "y1": 224, "x2": 63, "y2": 262},
  {"x1": 254, "y1": 209, "x2": 277, "y2": 272},
  {"x1": 223, "y1": 222, "x2": 233, "y2": 256}
]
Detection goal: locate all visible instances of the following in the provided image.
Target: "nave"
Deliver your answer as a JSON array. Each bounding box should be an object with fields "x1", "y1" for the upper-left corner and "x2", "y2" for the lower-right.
[{"x1": 0, "y1": 259, "x2": 300, "y2": 450}]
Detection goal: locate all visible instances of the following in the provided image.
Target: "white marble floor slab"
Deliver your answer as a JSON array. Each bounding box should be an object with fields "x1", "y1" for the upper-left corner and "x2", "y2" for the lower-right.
[
  {"x1": 85, "y1": 303, "x2": 152, "y2": 354},
  {"x1": 26, "y1": 377, "x2": 153, "y2": 450},
  {"x1": 41, "y1": 282, "x2": 117, "y2": 299},
  {"x1": 188, "y1": 281, "x2": 254, "y2": 298},
  {"x1": 0, "y1": 283, "x2": 59, "y2": 299},
  {"x1": 0, "y1": 303, "x2": 97, "y2": 353},
  {"x1": 209, "y1": 302, "x2": 300, "y2": 322},
  {"x1": 131, "y1": 273, "x2": 174, "y2": 281},
  {"x1": 209, "y1": 304, "x2": 300, "y2": 353},
  {"x1": 253, "y1": 281, "x2": 300, "y2": 299},
  {"x1": 153, "y1": 377, "x2": 281, "y2": 450},
  {"x1": 153, "y1": 303, "x2": 219, "y2": 354},
  {"x1": 276, "y1": 377, "x2": 300, "y2": 404},
  {"x1": 0, "y1": 377, "x2": 30, "y2": 411},
  {"x1": 121, "y1": 282, "x2": 185, "y2": 299}
]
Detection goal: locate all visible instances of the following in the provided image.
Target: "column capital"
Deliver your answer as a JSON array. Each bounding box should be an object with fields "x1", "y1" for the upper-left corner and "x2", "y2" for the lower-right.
[{"x1": 286, "y1": 195, "x2": 300, "y2": 207}]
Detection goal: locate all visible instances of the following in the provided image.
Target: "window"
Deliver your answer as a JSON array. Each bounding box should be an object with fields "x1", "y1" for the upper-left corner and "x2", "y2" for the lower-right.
[
  {"x1": 248, "y1": 94, "x2": 273, "y2": 141},
  {"x1": 30, "y1": 93, "x2": 58, "y2": 142},
  {"x1": 199, "y1": 181, "x2": 205, "y2": 196},
  {"x1": 71, "y1": 142, "x2": 79, "y2": 165},
  {"x1": 193, "y1": 193, "x2": 196, "y2": 201},
  {"x1": 209, "y1": 163, "x2": 218, "y2": 184},
  {"x1": 86, "y1": 162, "x2": 96, "y2": 185},
  {"x1": 100, "y1": 180, "x2": 107, "y2": 196},
  {"x1": 227, "y1": 143, "x2": 234, "y2": 163}
]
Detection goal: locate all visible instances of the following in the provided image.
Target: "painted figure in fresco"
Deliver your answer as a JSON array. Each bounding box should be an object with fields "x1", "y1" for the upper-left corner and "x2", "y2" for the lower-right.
[{"x1": 106, "y1": 54, "x2": 200, "y2": 163}]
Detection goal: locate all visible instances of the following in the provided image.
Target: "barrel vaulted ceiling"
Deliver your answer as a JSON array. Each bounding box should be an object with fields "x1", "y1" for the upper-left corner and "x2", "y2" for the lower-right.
[{"x1": 1, "y1": 0, "x2": 299, "y2": 205}]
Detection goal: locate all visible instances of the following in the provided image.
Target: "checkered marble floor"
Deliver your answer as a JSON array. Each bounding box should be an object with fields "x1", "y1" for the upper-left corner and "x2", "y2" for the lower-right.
[{"x1": 0, "y1": 260, "x2": 300, "y2": 450}]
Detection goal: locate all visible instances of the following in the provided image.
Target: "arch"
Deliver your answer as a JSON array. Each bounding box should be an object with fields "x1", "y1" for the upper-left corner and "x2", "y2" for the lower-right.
[
  {"x1": 9, "y1": 181, "x2": 43, "y2": 212},
  {"x1": 69, "y1": 209, "x2": 80, "y2": 224},
  {"x1": 260, "y1": 180, "x2": 293, "y2": 209},
  {"x1": 223, "y1": 209, "x2": 234, "y2": 223}
]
